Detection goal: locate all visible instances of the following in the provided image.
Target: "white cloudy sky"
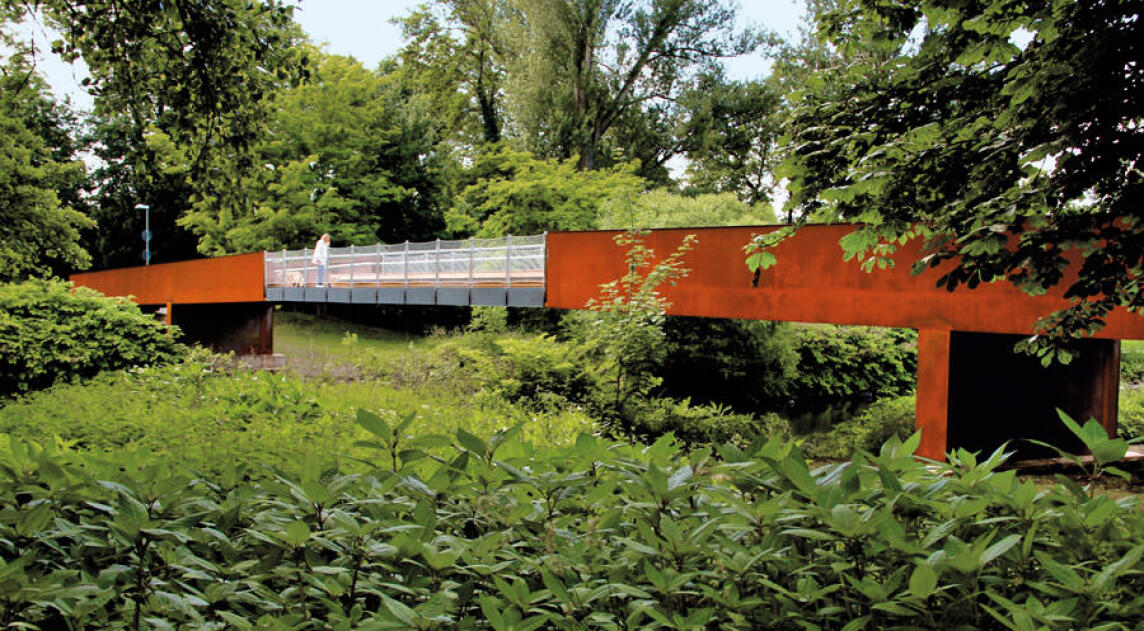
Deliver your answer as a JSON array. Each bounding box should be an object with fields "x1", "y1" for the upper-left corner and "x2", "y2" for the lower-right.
[{"x1": 26, "y1": 0, "x2": 805, "y2": 110}]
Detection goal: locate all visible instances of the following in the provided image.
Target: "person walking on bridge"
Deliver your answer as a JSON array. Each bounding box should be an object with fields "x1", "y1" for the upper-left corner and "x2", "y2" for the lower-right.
[{"x1": 312, "y1": 233, "x2": 331, "y2": 286}]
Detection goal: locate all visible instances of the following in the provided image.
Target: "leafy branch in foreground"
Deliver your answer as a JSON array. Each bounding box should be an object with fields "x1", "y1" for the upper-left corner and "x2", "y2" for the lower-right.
[
  {"x1": 1028, "y1": 409, "x2": 1133, "y2": 486},
  {"x1": 765, "y1": 0, "x2": 1143, "y2": 359}
]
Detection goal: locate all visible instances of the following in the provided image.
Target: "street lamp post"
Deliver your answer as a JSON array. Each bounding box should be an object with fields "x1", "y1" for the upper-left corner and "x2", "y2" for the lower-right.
[{"x1": 136, "y1": 204, "x2": 151, "y2": 265}]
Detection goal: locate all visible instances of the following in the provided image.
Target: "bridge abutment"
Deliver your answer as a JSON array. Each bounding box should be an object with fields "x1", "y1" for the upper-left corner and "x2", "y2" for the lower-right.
[{"x1": 916, "y1": 330, "x2": 1120, "y2": 461}]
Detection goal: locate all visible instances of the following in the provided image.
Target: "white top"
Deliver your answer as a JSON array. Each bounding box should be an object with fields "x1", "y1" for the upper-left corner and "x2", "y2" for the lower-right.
[{"x1": 312, "y1": 239, "x2": 329, "y2": 265}]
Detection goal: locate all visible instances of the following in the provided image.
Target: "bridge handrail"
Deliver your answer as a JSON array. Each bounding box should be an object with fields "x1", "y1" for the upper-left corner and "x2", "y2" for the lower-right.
[{"x1": 264, "y1": 234, "x2": 546, "y2": 289}]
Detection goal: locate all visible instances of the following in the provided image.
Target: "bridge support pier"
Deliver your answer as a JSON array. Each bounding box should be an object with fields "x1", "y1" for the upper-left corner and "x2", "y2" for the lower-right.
[
  {"x1": 168, "y1": 302, "x2": 274, "y2": 355},
  {"x1": 916, "y1": 330, "x2": 1120, "y2": 461}
]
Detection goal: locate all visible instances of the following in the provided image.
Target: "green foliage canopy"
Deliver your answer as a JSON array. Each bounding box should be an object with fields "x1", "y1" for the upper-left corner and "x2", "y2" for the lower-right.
[
  {"x1": 678, "y1": 73, "x2": 785, "y2": 207},
  {"x1": 396, "y1": 0, "x2": 507, "y2": 145},
  {"x1": 445, "y1": 146, "x2": 644, "y2": 236},
  {"x1": 10, "y1": 0, "x2": 311, "y2": 260},
  {"x1": 778, "y1": 0, "x2": 1143, "y2": 355},
  {"x1": 184, "y1": 54, "x2": 446, "y2": 252},
  {"x1": 597, "y1": 189, "x2": 774, "y2": 230},
  {"x1": 0, "y1": 67, "x2": 92, "y2": 281},
  {"x1": 507, "y1": 0, "x2": 760, "y2": 170}
]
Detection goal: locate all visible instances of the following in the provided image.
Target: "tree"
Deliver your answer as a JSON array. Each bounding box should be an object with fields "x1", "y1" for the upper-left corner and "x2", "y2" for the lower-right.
[
  {"x1": 507, "y1": 0, "x2": 759, "y2": 170},
  {"x1": 678, "y1": 72, "x2": 784, "y2": 207},
  {"x1": 774, "y1": 0, "x2": 1143, "y2": 359},
  {"x1": 82, "y1": 116, "x2": 203, "y2": 269},
  {"x1": 396, "y1": 0, "x2": 508, "y2": 146},
  {"x1": 0, "y1": 57, "x2": 92, "y2": 280},
  {"x1": 181, "y1": 54, "x2": 446, "y2": 253},
  {"x1": 10, "y1": 0, "x2": 310, "y2": 258},
  {"x1": 445, "y1": 146, "x2": 643, "y2": 236},
  {"x1": 597, "y1": 189, "x2": 773, "y2": 230}
]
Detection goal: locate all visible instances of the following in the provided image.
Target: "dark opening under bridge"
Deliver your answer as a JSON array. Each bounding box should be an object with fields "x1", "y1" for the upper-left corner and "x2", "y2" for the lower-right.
[{"x1": 71, "y1": 225, "x2": 1144, "y2": 462}]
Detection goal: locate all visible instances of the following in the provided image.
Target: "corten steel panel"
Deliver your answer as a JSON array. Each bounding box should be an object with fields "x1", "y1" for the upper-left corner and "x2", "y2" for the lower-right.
[
  {"x1": 545, "y1": 226, "x2": 1144, "y2": 339},
  {"x1": 915, "y1": 330, "x2": 952, "y2": 461},
  {"x1": 70, "y1": 253, "x2": 265, "y2": 305}
]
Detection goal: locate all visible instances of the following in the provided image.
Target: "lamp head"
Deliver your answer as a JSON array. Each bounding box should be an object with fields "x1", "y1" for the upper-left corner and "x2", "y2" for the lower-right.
[{"x1": 135, "y1": 204, "x2": 150, "y2": 211}]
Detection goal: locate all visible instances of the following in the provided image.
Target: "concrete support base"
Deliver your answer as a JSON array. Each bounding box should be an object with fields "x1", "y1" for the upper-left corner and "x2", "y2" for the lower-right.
[
  {"x1": 915, "y1": 330, "x2": 1120, "y2": 461},
  {"x1": 235, "y1": 353, "x2": 286, "y2": 371},
  {"x1": 169, "y1": 302, "x2": 274, "y2": 355}
]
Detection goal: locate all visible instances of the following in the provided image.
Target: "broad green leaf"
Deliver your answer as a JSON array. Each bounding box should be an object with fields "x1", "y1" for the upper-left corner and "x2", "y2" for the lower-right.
[
  {"x1": 356, "y1": 409, "x2": 392, "y2": 438},
  {"x1": 456, "y1": 429, "x2": 488, "y2": 457},
  {"x1": 283, "y1": 520, "x2": 311, "y2": 547},
  {"x1": 909, "y1": 565, "x2": 938, "y2": 599}
]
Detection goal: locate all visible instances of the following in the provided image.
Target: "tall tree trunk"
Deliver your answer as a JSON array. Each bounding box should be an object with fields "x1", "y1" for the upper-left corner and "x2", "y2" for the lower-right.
[
  {"x1": 578, "y1": 131, "x2": 597, "y2": 170},
  {"x1": 474, "y1": 50, "x2": 500, "y2": 143}
]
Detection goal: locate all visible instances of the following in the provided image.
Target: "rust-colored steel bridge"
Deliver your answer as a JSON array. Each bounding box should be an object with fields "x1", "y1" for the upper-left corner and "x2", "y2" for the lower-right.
[{"x1": 72, "y1": 226, "x2": 1144, "y2": 461}]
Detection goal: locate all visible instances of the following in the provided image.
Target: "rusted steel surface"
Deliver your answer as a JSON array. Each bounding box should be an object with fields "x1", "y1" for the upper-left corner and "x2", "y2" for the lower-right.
[
  {"x1": 71, "y1": 253, "x2": 265, "y2": 305},
  {"x1": 545, "y1": 226, "x2": 1144, "y2": 339},
  {"x1": 915, "y1": 330, "x2": 952, "y2": 461}
]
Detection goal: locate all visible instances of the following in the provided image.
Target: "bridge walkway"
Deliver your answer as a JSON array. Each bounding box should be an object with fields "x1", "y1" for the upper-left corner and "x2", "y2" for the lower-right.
[{"x1": 264, "y1": 235, "x2": 546, "y2": 307}]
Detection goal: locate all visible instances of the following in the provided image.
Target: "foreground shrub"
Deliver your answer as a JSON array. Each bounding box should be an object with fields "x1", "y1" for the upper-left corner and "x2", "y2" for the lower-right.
[
  {"x1": 0, "y1": 279, "x2": 185, "y2": 396},
  {"x1": 3, "y1": 428, "x2": 1144, "y2": 629},
  {"x1": 801, "y1": 394, "x2": 916, "y2": 459}
]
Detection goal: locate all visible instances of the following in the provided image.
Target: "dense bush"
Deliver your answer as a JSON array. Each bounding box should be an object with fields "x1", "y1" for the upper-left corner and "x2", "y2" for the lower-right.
[
  {"x1": 1122, "y1": 350, "x2": 1144, "y2": 385},
  {"x1": 626, "y1": 396, "x2": 791, "y2": 447},
  {"x1": 801, "y1": 394, "x2": 916, "y2": 459},
  {"x1": 0, "y1": 279, "x2": 185, "y2": 396},
  {"x1": 658, "y1": 317, "x2": 799, "y2": 408},
  {"x1": 1118, "y1": 387, "x2": 1144, "y2": 442},
  {"x1": 393, "y1": 331, "x2": 601, "y2": 410},
  {"x1": 4, "y1": 427, "x2": 1144, "y2": 629},
  {"x1": 788, "y1": 326, "x2": 917, "y2": 401},
  {"x1": 0, "y1": 353, "x2": 349, "y2": 474}
]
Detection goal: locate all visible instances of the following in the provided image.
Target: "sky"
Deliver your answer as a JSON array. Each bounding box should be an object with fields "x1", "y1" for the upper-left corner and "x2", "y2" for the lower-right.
[
  {"x1": 25, "y1": 0, "x2": 807, "y2": 111},
  {"x1": 289, "y1": 0, "x2": 806, "y2": 79}
]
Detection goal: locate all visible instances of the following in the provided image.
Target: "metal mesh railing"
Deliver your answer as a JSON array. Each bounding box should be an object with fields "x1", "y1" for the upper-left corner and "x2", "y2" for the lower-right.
[{"x1": 264, "y1": 234, "x2": 546, "y2": 290}]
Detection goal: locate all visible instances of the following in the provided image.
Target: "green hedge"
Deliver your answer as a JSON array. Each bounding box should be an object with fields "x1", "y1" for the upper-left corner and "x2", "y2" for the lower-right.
[
  {"x1": 0, "y1": 279, "x2": 185, "y2": 396},
  {"x1": 1122, "y1": 351, "x2": 1144, "y2": 385},
  {"x1": 788, "y1": 326, "x2": 917, "y2": 400},
  {"x1": 626, "y1": 396, "x2": 791, "y2": 447},
  {"x1": 801, "y1": 394, "x2": 916, "y2": 459},
  {"x1": 1118, "y1": 387, "x2": 1144, "y2": 442},
  {"x1": 3, "y1": 428, "x2": 1144, "y2": 629}
]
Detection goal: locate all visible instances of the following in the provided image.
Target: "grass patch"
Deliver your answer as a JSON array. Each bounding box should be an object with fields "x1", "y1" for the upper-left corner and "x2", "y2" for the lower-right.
[
  {"x1": 0, "y1": 316, "x2": 595, "y2": 475},
  {"x1": 273, "y1": 310, "x2": 424, "y2": 381}
]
